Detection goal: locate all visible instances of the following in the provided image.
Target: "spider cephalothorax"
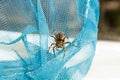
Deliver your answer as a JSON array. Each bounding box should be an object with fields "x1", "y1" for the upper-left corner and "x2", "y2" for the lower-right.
[{"x1": 49, "y1": 32, "x2": 75, "y2": 57}]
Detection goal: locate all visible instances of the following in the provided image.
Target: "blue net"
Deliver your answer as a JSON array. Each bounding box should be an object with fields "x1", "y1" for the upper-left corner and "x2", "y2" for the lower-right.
[{"x1": 0, "y1": 0, "x2": 99, "y2": 80}]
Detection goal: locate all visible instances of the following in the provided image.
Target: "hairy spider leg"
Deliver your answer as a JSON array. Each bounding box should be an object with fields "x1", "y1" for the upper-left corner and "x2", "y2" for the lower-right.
[
  {"x1": 51, "y1": 36, "x2": 56, "y2": 39},
  {"x1": 49, "y1": 43, "x2": 55, "y2": 51},
  {"x1": 53, "y1": 46, "x2": 56, "y2": 57},
  {"x1": 63, "y1": 46, "x2": 66, "y2": 58},
  {"x1": 64, "y1": 42, "x2": 78, "y2": 47}
]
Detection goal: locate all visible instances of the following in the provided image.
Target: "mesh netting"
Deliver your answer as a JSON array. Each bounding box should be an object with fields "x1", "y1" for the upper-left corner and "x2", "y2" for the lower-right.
[{"x1": 0, "y1": 0, "x2": 99, "y2": 80}]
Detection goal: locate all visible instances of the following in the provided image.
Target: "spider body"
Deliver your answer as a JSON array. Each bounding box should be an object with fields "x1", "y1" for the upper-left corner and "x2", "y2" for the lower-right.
[
  {"x1": 55, "y1": 32, "x2": 66, "y2": 48},
  {"x1": 49, "y1": 32, "x2": 70, "y2": 57}
]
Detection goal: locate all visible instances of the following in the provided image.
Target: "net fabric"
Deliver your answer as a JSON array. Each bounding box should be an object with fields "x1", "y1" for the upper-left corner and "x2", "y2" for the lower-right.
[{"x1": 0, "y1": 0, "x2": 99, "y2": 80}]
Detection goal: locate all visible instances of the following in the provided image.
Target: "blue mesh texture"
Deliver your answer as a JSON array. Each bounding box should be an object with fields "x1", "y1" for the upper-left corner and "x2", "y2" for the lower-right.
[{"x1": 0, "y1": 0, "x2": 99, "y2": 80}]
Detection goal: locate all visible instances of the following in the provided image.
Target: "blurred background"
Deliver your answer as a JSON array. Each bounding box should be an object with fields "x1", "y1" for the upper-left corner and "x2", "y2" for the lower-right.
[{"x1": 99, "y1": 0, "x2": 120, "y2": 41}]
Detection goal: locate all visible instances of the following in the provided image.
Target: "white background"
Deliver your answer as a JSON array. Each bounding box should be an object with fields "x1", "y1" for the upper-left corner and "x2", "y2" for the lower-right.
[{"x1": 83, "y1": 41, "x2": 120, "y2": 80}]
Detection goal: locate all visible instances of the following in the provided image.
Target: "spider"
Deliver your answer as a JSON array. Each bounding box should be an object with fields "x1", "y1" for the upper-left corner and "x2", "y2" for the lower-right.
[{"x1": 49, "y1": 32, "x2": 76, "y2": 57}]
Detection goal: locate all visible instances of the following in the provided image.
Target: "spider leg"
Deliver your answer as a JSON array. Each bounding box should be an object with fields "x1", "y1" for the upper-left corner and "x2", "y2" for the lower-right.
[
  {"x1": 63, "y1": 46, "x2": 66, "y2": 57},
  {"x1": 64, "y1": 41, "x2": 71, "y2": 44},
  {"x1": 64, "y1": 42, "x2": 78, "y2": 47},
  {"x1": 56, "y1": 47, "x2": 59, "y2": 51},
  {"x1": 49, "y1": 43, "x2": 55, "y2": 51},
  {"x1": 53, "y1": 46, "x2": 56, "y2": 57},
  {"x1": 51, "y1": 36, "x2": 56, "y2": 39},
  {"x1": 63, "y1": 35, "x2": 69, "y2": 40}
]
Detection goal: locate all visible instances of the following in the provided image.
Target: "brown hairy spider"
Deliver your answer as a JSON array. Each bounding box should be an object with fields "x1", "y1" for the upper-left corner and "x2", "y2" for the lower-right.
[{"x1": 49, "y1": 32, "x2": 76, "y2": 57}]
